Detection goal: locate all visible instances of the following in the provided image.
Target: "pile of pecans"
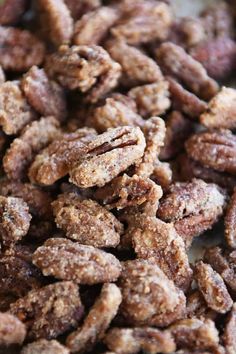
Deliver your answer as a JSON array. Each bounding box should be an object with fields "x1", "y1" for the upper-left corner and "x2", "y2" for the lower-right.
[{"x1": 1, "y1": 0, "x2": 236, "y2": 353}]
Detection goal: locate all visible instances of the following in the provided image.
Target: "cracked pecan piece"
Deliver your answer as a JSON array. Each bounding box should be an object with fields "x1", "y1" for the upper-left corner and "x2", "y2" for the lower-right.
[
  {"x1": 104, "y1": 327, "x2": 176, "y2": 354},
  {"x1": 200, "y1": 87, "x2": 236, "y2": 130},
  {"x1": 0, "y1": 196, "x2": 31, "y2": 247},
  {"x1": 225, "y1": 188, "x2": 236, "y2": 249},
  {"x1": 185, "y1": 130, "x2": 236, "y2": 174},
  {"x1": 52, "y1": 193, "x2": 122, "y2": 247},
  {"x1": 69, "y1": 126, "x2": 146, "y2": 188},
  {"x1": 73, "y1": 6, "x2": 120, "y2": 45},
  {"x1": 45, "y1": 45, "x2": 121, "y2": 103},
  {"x1": 21, "y1": 66, "x2": 67, "y2": 122},
  {"x1": 28, "y1": 128, "x2": 96, "y2": 185},
  {"x1": 155, "y1": 42, "x2": 219, "y2": 100},
  {"x1": 157, "y1": 179, "x2": 226, "y2": 248},
  {"x1": 21, "y1": 339, "x2": 69, "y2": 354},
  {"x1": 0, "y1": 0, "x2": 27, "y2": 25},
  {"x1": 195, "y1": 261, "x2": 233, "y2": 314},
  {"x1": 0, "y1": 312, "x2": 26, "y2": 346},
  {"x1": 66, "y1": 283, "x2": 122, "y2": 353},
  {"x1": 37, "y1": 0, "x2": 73, "y2": 46},
  {"x1": 0, "y1": 26, "x2": 45, "y2": 71},
  {"x1": 10, "y1": 281, "x2": 84, "y2": 341},
  {"x1": 3, "y1": 116, "x2": 61, "y2": 180},
  {"x1": 222, "y1": 303, "x2": 236, "y2": 354},
  {"x1": 0, "y1": 81, "x2": 37, "y2": 135},
  {"x1": 119, "y1": 259, "x2": 186, "y2": 327},
  {"x1": 33, "y1": 238, "x2": 121, "y2": 284}
]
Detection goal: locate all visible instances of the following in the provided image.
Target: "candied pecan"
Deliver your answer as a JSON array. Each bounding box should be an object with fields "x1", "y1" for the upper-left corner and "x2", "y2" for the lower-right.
[
  {"x1": 167, "y1": 77, "x2": 207, "y2": 119},
  {"x1": 45, "y1": 45, "x2": 121, "y2": 103},
  {"x1": 135, "y1": 117, "x2": 166, "y2": 178},
  {"x1": 86, "y1": 96, "x2": 143, "y2": 133},
  {"x1": 119, "y1": 259, "x2": 186, "y2": 327},
  {"x1": 185, "y1": 130, "x2": 236, "y2": 174},
  {"x1": 0, "y1": 26, "x2": 45, "y2": 71},
  {"x1": 0, "y1": 81, "x2": 37, "y2": 135},
  {"x1": 169, "y1": 17, "x2": 206, "y2": 48},
  {"x1": 128, "y1": 81, "x2": 171, "y2": 118},
  {"x1": 190, "y1": 37, "x2": 236, "y2": 81},
  {"x1": 64, "y1": 0, "x2": 101, "y2": 20},
  {"x1": 0, "y1": 0, "x2": 27, "y2": 25},
  {"x1": 200, "y1": 87, "x2": 236, "y2": 130},
  {"x1": 37, "y1": 0, "x2": 73, "y2": 46},
  {"x1": 21, "y1": 339, "x2": 69, "y2": 354},
  {"x1": 159, "y1": 111, "x2": 194, "y2": 161},
  {"x1": 157, "y1": 179, "x2": 226, "y2": 248},
  {"x1": 52, "y1": 193, "x2": 122, "y2": 247},
  {"x1": 106, "y1": 39, "x2": 163, "y2": 87},
  {"x1": 186, "y1": 290, "x2": 217, "y2": 321},
  {"x1": 69, "y1": 126, "x2": 146, "y2": 188},
  {"x1": 151, "y1": 160, "x2": 173, "y2": 191},
  {"x1": 155, "y1": 42, "x2": 219, "y2": 100},
  {"x1": 104, "y1": 327, "x2": 176, "y2": 354},
  {"x1": 195, "y1": 261, "x2": 233, "y2": 314},
  {"x1": 3, "y1": 116, "x2": 61, "y2": 180},
  {"x1": 0, "y1": 312, "x2": 26, "y2": 346},
  {"x1": 225, "y1": 188, "x2": 236, "y2": 249},
  {"x1": 33, "y1": 238, "x2": 121, "y2": 284},
  {"x1": 10, "y1": 281, "x2": 84, "y2": 341},
  {"x1": 0, "y1": 196, "x2": 31, "y2": 247},
  {"x1": 73, "y1": 6, "x2": 120, "y2": 45},
  {"x1": 66, "y1": 283, "x2": 122, "y2": 353},
  {"x1": 170, "y1": 318, "x2": 220, "y2": 352},
  {"x1": 222, "y1": 303, "x2": 236, "y2": 354},
  {"x1": 21, "y1": 66, "x2": 67, "y2": 122}
]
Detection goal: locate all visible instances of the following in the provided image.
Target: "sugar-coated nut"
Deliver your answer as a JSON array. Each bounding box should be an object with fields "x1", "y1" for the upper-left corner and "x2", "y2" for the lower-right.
[
  {"x1": 0, "y1": 312, "x2": 26, "y2": 346},
  {"x1": 21, "y1": 339, "x2": 69, "y2": 354}
]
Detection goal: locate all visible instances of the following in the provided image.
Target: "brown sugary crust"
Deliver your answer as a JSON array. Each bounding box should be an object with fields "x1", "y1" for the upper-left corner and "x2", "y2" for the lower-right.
[
  {"x1": 21, "y1": 339, "x2": 69, "y2": 354},
  {"x1": 0, "y1": 312, "x2": 26, "y2": 346},
  {"x1": 0, "y1": 0, "x2": 27, "y2": 25},
  {"x1": 222, "y1": 303, "x2": 236, "y2": 354},
  {"x1": 64, "y1": 0, "x2": 101, "y2": 20}
]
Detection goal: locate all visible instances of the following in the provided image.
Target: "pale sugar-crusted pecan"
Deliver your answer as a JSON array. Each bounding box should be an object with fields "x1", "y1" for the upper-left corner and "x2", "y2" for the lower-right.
[
  {"x1": 157, "y1": 179, "x2": 226, "y2": 248},
  {"x1": 155, "y1": 42, "x2": 219, "y2": 100},
  {"x1": 66, "y1": 283, "x2": 122, "y2": 353},
  {"x1": 150, "y1": 160, "x2": 173, "y2": 191},
  {"x1": 0, "y1": 196, "x2": 31, "y2": 247},
  {"x1": 111, "y1": 1, "x2": 172, "y2": 45},
  {"x1": 222, "y1": 303, "x2": 236, "y2": 354},
  {"x1": 28, "y1": 128, "x2": 96, "y2": 185},
  {"x1": 86, "y1": 96, "x2": 143, "y2": 133},
  {"x1": 10, "y1": 281, "x2": 84, "y2": 341},
  {"x1": 0, "y1": 81, "x2": 37, "y2": 135},
  {"x1": 186, "y1": 290, "x2": 217, "y2": 321},
  {"x1": 225, "y1": 188, "x2": 236, "y2": 249},
  {"x1": 128, "y1": 81, "x2": 171, "y2": 118},
  {"x1": 21, "y1": 66, "x2": 67, "y2": 122},
  {"x1": 195, "y1": 261, "x2": 233, "y2": 314},
  {"x1": 104, "y1": 327, "x2": 176, "y2": 354},
  {"x1": 95, "y1": 174, "x2": 162, "y2": 211},
  {"x1": 37, "y1": 0, "x2": 73, "y2": 46},
  {"x1": 21, "y1": 339, "x2": 69, "y2": 354},
  {"x1": 119, "y1": 259, "x2": 186, "y2": 327},
  {"x1": 169, "y1": 318, "x2": 220, "y2": 352},
  {"x1": 69, "y1": 126, "x2": 146, "y2": 188},
  {"x1": 169, "y1": 17, "x2": 206, "y2": 48},
  {"x1": 0, "y1": 26, "x2": 45, "y2": 71},
  {"x1": 185, "y1": 130, "x2": 236, "y2": 174},
  {"x1": 33, "y1": 238, "x2": 121, "y2": 284},
  {"x1": 167, "y1": 77, "x2": 207, "y2": 119},
  {"x1": 45, "y1": 45, "x2": 121, "y2": 103},
  {"x1": 0, "y1": 313, "x2": 26, "y2": 346},
  {"x1": 52, "y1": 193, "x2": 122, "y2": 247},
  {"x1": 106, "y1": 39, "x2": 163, "y2": 87},
  {"x1": 3, "y1": 116, "x2": 61, "y2": 180},
  {"x1": 159, "y1": 111, "x2": 194, "y2": 161},
  {"x1": 73, "y1": 6, "x2": 120, "y2": 45},
  {"x1": 0, "y1": 0, "x2": 27, "y2": 25},
  {"x1": 200, "y1": 87, "x2": 236, "y2": 130},
  {"x1": 135, "y1": 117, "x2": 166, "y2": 178}
]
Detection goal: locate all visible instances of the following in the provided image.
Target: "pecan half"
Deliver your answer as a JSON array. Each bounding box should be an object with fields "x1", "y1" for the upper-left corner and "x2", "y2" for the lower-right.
[
  {"x1": 33, "y1": 238, "x2": 122, "y2": 284},
  {"x1": 0, "y1": 312, "x2": 26, "y2": 346},
  {"x1": 21, "y1": 339, "x2": 69, "y2": 354}
]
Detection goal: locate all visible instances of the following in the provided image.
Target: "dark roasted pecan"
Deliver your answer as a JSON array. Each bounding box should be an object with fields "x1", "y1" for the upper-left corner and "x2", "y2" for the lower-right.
[
  {"x1": 222, "y1": 303, "x2": 236, "y2": 354},
  {"x1": 66, "y1": 283, "x2": 122, "y2": 353},
  {"x1": 155, "y1": 42, "x2": 219, "y2": 100},
  {"x1": 185, "y1": 130, "x2": 236, "y2": 174},
  {"x1": 195, "y1": 261, "x2": 233, "y2": 314},
  {"x1": 52, "y1": 193, "x2": 122, "y2": 247},
  {"x1": 64, "y1": 0, "x2": 101, "y2": 20},
  {"x1": 10, "y1": 281, "x2": 84, "y2": 341},
  {"x1": 69, "y1": 126, "x2": 146, "y2": 188},
  {"x1": 0, "y1": 0, "x2": 27, "y2": 25},
  {"x1": 21, "y1": 339, "x2": 69, "y2": 354},
  {"x1": 225, "y1": 188, "x2": 236, "y2": 249},
  {"x1": 3, "y1": 116, "x2": 61, "y2": 180},
  {"x1": 0, "y1": 312, "x2": 26, "y2": 346},
  {"x1": 33, "y1": 238, "x2": 121, "y2": 284}
]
